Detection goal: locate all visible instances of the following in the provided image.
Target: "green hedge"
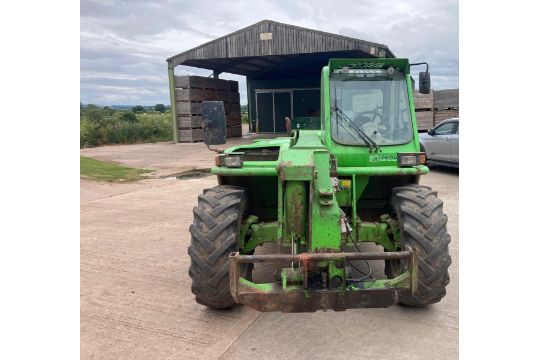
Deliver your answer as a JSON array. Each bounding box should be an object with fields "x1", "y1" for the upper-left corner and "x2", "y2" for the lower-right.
[{"x1": 80, "y1": 112, "x2": 172, "y2": 148}]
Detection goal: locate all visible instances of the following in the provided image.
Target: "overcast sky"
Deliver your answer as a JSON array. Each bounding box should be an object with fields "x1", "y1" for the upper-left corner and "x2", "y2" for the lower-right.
[{"x1": 80, "y1": 0, "x2": 458, "y2": 105}]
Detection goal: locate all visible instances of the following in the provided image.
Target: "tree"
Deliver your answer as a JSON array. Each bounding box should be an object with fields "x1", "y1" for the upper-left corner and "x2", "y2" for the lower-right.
[
  {"x1": 84, "y1": 104, "x2": 104, "y2": 125},
  {"x1": 102, "y1": 106, "x2": 115, "y2": 116},
  {"x1": 132, "y1": 105, "x2": 145, "y2": 113},
  {"x1": 154, "y1": 104, "x2": 166, "y2": 113},
  {"x1": 119, "y1": 111, "x2": 138, "y2": 123}
]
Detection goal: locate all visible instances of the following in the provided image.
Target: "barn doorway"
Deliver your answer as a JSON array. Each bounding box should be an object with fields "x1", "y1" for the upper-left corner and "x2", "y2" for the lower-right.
[{"x1": 255, "y1": 88, "x2": 319, "y2": 133}]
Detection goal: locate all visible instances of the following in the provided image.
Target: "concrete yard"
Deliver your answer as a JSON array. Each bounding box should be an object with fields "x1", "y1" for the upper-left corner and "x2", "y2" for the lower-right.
[{"x1": 81, "y1": 139, "x2": 458, "y2": 360}]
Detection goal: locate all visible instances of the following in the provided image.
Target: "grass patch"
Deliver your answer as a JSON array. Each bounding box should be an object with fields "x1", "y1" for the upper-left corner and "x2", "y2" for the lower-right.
[{"x1": 80, "y1": 156, "x2": 152, "y2": 182}]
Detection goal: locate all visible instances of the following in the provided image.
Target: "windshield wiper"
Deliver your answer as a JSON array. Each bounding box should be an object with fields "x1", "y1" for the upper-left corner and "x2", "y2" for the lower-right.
[{"x1": 331, "y1": 105, "x2": 379, "y2": 152}]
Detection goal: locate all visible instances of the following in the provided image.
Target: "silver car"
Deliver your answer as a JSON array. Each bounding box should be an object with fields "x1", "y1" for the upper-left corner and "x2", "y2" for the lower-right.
[{"x1": 419, "y1": 118, "x2": 459, "y2": 168}]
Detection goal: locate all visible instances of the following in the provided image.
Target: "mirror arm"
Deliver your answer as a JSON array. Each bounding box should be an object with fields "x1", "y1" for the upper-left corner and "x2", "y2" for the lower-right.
[
  {"x1": 410, "y1": 62, "x2": 429, "y2": 72},
  {"x1": 206, "y1": 144, "x2": 223, "y2": 153}
]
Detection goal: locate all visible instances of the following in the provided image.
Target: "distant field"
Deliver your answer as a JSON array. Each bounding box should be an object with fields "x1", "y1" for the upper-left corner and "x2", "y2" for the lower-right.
[{"x1": 80, "y1": 156, "x2": 152, "y2": 182}]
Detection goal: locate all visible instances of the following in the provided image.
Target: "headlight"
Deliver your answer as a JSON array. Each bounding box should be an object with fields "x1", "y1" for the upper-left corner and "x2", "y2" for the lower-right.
[
  {"x1": 215, "y1": 153, "x2": 244, "y2": 168},
  {"x1": 222, "y1": 154, "x2": 243, "y2": 168},
  {"x1": 397, "y1": 153, "x2": 426, "y2": 167}
]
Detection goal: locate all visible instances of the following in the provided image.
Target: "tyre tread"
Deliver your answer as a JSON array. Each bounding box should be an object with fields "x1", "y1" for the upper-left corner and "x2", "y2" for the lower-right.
[
  {"x1": 188, "y1": 185, "x2": 247, "y2": 309},
  {"x1": 388, "y1": 184, "x2": 452, "y2": 306}
]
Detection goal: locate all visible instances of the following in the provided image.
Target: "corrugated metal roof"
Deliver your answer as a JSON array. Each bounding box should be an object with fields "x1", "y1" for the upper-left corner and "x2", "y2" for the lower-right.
[{"x1": 166, "y1": 20, "x2": 394, "y2": 77}]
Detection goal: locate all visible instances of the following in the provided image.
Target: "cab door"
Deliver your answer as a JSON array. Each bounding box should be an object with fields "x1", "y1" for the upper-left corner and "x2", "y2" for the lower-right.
[{"x1": 424, "y1": 121, "x2": 456, "y2": 161}]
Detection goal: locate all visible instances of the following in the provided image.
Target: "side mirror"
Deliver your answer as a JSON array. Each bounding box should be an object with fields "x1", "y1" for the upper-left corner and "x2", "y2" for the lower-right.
[
  {"x1": 410, "y1": 62, "x2": 431, "y2": 94},
  {"x1": 419, "y1": 71, "x2": 431, "y2": 94},
  {"x1": 427, "y1": 128, "x2": 434, "y2": 136},
  {"x1": 201, "y1": 101, "x2": 226, "y2": 146}
]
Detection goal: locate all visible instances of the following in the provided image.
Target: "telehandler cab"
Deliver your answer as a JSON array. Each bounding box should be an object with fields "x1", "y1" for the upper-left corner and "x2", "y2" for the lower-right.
[{"x1": 188, "y1": 58, "x2": 451, "y2": 312}]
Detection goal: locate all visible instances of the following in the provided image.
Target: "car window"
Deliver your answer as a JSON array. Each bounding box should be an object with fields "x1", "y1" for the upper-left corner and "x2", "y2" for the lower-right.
[
  {"x1": 454, "y1": 123, "x2": 459, "y2": 134},
  {"x1": 434, "y1": 122, "x2": 455, "y2": 135}
]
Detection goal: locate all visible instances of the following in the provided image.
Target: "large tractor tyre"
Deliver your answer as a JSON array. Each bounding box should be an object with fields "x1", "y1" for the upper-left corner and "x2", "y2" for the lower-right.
[
  {"x1": 188, "y1": 185, "x2": 251, "y2": 309},
  {"x1": 385, "y1": 184, "x2": 452, "y2": 306}
]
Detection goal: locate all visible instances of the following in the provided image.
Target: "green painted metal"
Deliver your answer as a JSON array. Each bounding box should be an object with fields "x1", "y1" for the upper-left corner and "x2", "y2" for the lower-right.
[
  {"x1": 210, "y1": 58, "x2": 428, "y2": 309},
  {"x1": 242, "y1": 221, "x2": 278, "y2": 253},
  {"x1": 310, "y1": 150, "x2": 342, "y2": 251},
  {"x1": 291, "y1": 117, "x2": 320, "y2": 130},
  {"x1": 239, "y1": 215, "x2": 259, "y2": 250},
  {"x1": 281, "y1": 268, "x2": 303, "y2": 289},
  {"x1": 320, "y1": 59, "x2": 423, "y2": 168},
  {"x1": 347, "y1": 272, "x2": 411, "y2": 290},
  {"x1": 380, "y1": 214, "x2": 401, "y2": 249},
  {"x1": 241, "y1": 271, "x2": 412, "y2": 293},
  {"x1": 335, "y1": 185, "x2": 352, "y2": 207},
  {"x1": 338, "y1": 166, "x2": 428, "y2": 176},
  {"x1": 213, "y1": 164, "x2": 428, "y2": 177},
  {"x1": 239, "y1": 277, "x2": 274, "y2": 292},
  {"x1": 277, "y1": 178, "x2": 284, "y2": 243},
  {"x1": 284, "y1": 181, "x2": 307, "y2": 244},
  {"x1": 351, "y1": 175, "x2": 369, "y2": 230},
  {"x1": 328, "y1": 262, "x2": 346, "y2": 287},
  {"x1": 167, "y1": 63, "x2": 178, "y2": 143},
  {"x1": 355, "y1": 221, "x2": 396, "y2": 251}
]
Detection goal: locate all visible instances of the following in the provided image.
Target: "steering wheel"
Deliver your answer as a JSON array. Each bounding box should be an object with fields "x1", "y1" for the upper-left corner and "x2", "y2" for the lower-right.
[
  {"x1": 355, "y1": 107, "x2": 384, "y2": 134},
  {"x1": 355, "y1": 110, "x2": 382, "y2": 123}
]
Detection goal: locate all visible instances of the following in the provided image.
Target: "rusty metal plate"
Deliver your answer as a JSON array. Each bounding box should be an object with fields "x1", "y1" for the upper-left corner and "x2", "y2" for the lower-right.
[{"x1": 237, "y1": 288, "x2": 409, "y2": 312}]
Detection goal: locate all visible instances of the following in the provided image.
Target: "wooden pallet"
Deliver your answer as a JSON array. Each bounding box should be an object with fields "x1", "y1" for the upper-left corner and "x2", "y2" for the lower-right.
[
  {"x1": 176, "y1": 101, "x2": 202, "y2": 115},
  {"x1": 434, "y1": 109, "x2": 459, "y2": 125},
  {"x1": 225, "y1": 102, "x2": 241, "y2": 114},
  {"x1": 227, "y1": 112, "x2": 242, "y2": 126},
  {"x1": 174, "y1": 75, "x2": 241, "y2": 142},
  {"x1": 178, "y1": 127, "x2": 203, "y2": 142},
  {"x1": 227, "y1": 125, "x2": 242, "y2": 138},
  {"x1": 175, "y1": 88, "x2": 206, "y2": 102},
  {"x1": 174, "y1": 75, "x2": 238, "y2": 91},
  {"x1": 415, "y1": 110, "x2": 434, "y2": 131},
  {"x1": 433, "y1": 89, "x2": 459, "y2": 110},
  {"x1": 414, "y1": 90, "x2": 434, "y2": 111},
  {"x1": 227, "y1": 92, "x2": 240, "y2": 103},
  {"x1": 178, "y1": 115, "x2": 202, "y2": 128}
]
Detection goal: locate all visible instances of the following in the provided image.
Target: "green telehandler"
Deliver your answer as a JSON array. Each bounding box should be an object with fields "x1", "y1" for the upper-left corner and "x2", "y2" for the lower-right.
[{"x1": 188, "y1": 58, "x2": 451, "y2": 312}]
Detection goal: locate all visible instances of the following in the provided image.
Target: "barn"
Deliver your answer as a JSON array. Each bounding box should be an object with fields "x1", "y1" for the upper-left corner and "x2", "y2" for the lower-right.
[{"x1": 166, "y1": 20, "x2": 395, "y2": 142}]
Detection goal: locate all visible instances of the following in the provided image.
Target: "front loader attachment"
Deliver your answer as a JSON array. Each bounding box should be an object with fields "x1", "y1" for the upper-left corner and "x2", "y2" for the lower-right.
[{"x1": 229, "y1": 250, "x2": 418, "y2": 312}]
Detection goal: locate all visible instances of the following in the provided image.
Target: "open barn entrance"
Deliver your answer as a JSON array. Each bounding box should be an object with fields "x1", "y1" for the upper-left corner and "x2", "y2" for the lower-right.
[{"x1": 255, "y1": 88, "x2": 320, "y2": 133}]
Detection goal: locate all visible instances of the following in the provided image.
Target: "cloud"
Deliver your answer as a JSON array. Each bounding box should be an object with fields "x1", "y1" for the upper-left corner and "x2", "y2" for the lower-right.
[{"x1": 81, "y1": 0, "x2": 458, "y2": 105}]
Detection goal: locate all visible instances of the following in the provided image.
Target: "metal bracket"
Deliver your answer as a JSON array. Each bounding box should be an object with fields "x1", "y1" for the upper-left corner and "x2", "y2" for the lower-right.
[{"x1": 229, "y1": 249, "x2": 418, "y2": 312}]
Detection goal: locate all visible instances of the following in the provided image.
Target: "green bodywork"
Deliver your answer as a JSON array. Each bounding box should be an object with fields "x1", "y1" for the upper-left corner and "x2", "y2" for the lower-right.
[{"x1": 214, "y1": 58, "x2": 426, "y2": 300}]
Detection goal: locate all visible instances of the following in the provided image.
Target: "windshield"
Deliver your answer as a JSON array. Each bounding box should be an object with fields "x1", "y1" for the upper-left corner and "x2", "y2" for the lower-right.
[{"x1": 330, "y1": 71, "x2": 413, "y2": 146}]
